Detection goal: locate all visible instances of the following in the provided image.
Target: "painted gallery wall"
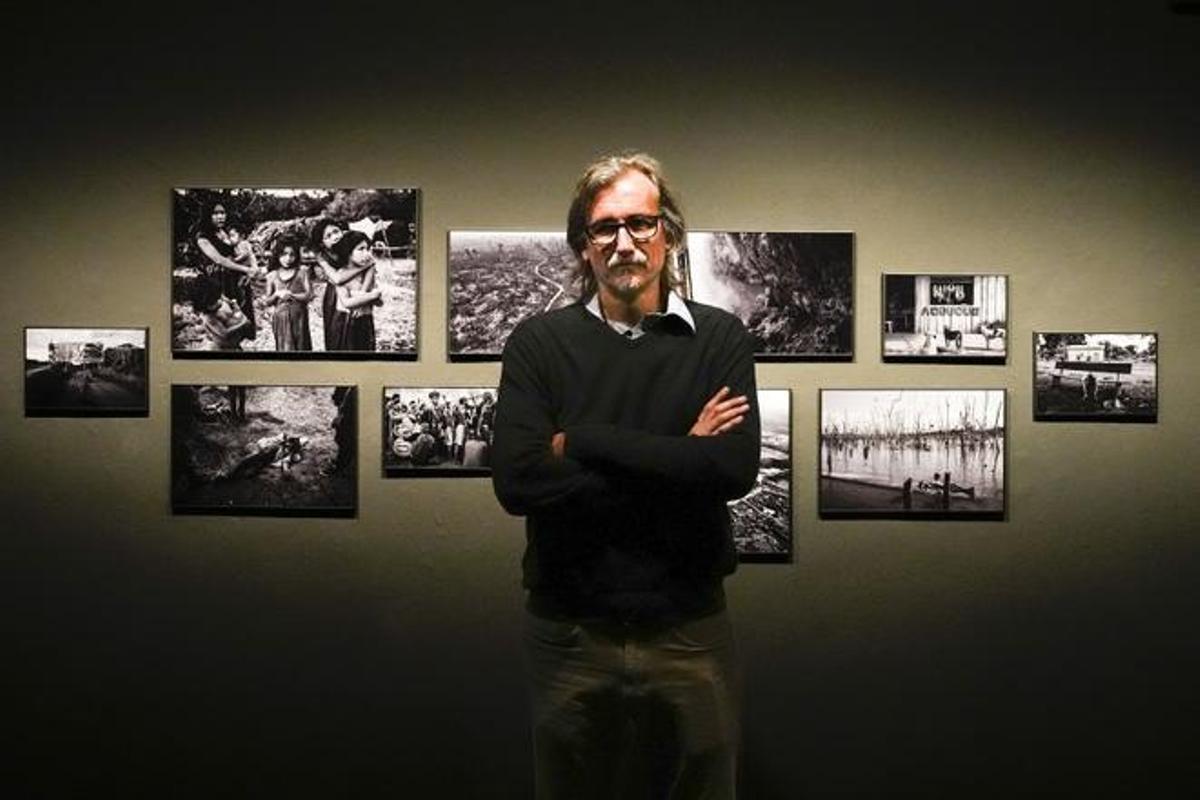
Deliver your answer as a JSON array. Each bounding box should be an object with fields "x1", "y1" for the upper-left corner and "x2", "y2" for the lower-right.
[{"x1": 5, "y1": 3, "x2": 1197, "y2": 796}]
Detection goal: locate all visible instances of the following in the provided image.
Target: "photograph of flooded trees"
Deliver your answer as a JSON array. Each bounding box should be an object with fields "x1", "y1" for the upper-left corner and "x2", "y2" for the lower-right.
[
  {"x1": 171, "y1": 385, "x2": 357, "y2": 516},
  {"x1": 383, "y1": 387, "x2": 498, "y2": 476},
  {"x1": 820, "y1": 389, "x2": 1005, "y2": 519},
  {"x1": 447, "y1": 231, "x2": 576, "y2": 359},
  {"x1": 1034, "y1": 332, "x2": 1158, "y2": 422},
  {"x1": 681, "y1": 232, "x2": 853, "y2": 360},
  {"x1": 172, "y1": 188, "x2": 419, "y2": 359},
  {"x1": 25, "y1": 327, "x2": 149, "y2": 417},
  {"x1": 732, "y1": 390, "x2": 792, "y2": 561}
]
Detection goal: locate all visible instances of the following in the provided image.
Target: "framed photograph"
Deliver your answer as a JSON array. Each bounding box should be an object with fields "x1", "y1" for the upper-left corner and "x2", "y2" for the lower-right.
[
  {"x1": 171, "y1": 384, "x2": 357, "y2": 516},
  {"x1": 1034, "y1": 332, "x2": 1158, "y2": 422},
  {"x1": 447, "y1": 231, "x2": 575, "y2": 360},
  {"x1": 25, "y1": 327, "x2": 149, "y2": 417},
  {"x1": 883, "y1": 274, "x2": 1008, "y2": 363},
  {"x1": 733, "y1": 389, "x2": 792, "y2": 562},
  {"x1": 681, "y1": 232, "x2": 853, "y2": 360},
  {"x1": 819, "y1": 389, "x2": 1006, "y2": 520},
  {"x1": 172, "y1": 188, "x2": 419, "y2": 360},
  {"x1": 382, "y1": 387, "x2": 498, "y2": 476}
]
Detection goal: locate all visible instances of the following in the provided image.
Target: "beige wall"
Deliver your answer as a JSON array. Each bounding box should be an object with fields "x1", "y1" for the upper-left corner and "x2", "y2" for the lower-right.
[{"x1": 5, "y1": 4, "x2": 1197, "y2": 795}]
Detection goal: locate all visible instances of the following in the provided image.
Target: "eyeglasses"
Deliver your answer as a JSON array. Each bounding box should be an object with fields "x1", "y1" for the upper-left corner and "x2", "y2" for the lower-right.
[{"x1": 585, "y1": 214, "x2": 662, "y2": 246}]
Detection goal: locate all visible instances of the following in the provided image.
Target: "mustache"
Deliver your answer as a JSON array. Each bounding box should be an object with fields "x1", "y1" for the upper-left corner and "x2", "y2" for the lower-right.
[{"x1": 606, "y1": 253, "x2": 648, "y2": 270}]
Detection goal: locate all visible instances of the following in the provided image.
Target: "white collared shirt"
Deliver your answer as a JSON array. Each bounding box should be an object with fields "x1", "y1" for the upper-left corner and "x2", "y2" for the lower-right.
[{"x1": 585, "y1": 291, "x2": 696, "y2": 340}]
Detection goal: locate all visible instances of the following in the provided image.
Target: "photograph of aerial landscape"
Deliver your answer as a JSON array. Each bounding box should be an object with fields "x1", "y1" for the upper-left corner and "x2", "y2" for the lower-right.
[
  {"x1": 447, "y1": 231, "x2": 575, "y2": 359},
  {"x1": 883, "y1": 274, "x2": 1008, "y2": 363},
  {"x1": 172, "y1": 188, "x2": 419, "y2": 359},
  {"x1": 25, "y1": 327, "x2": 149, "y2": 417},
  {"x1": 1034, "y1": 332, "x2": 1158, "y2": 422},
  {"x1": 171, "y1": 384, "x2": 357, "y2": 516},
  {"x1": 731, "y1": 389, "x2": 792, "y2": 560},
  {"x1": 819, "y1": 389, "x2": 1006, "y2": 520},
  {"x1": 383, "y1": 387, "x2": 498, "y2": 476},
  {"x1": 681, "y1": 231, "x2": 853, "y2": 359}
]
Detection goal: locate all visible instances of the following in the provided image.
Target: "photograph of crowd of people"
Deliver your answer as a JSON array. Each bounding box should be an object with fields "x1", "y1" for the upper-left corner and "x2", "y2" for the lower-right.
[
  {"x1": 383, "y1": 387, "x2": 498, "y2": 476},
  {"x1": 730, "y1": 389, "x2": 792, "y2": 560},
  {"x1": 171, "y1": 385, "x2": 357, "y2": 516},
  {"x1": 820, "y1": 389, "x2": 1006, "y2": 519},
  {"x1": 1034, "y1": 333, "x2": 1158, "y2": 422},
  {"x1": 680, "y1": 232, "x2": 853, "y2": 359},
  {"x1": 447, "y1": 231, "x2": 575, "y2": 359},
  {"x1": 883, "y1": 274, "x2": 1008, "y2": 363},
  {"x1": 172, "y1": 188, "x2": 418, "y2": 359},
  {"x1": 25, "y1": 327, "x2": 149, "y2": 417}
]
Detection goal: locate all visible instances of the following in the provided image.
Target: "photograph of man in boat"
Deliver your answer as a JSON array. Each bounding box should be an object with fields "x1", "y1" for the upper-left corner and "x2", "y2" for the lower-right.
[
  {"x1": 1034, "y1": 332, "x2": 1158, "y2": 422},
  {"x1": 819, "y1": 389, "x2": 1006, "y2": 520}
]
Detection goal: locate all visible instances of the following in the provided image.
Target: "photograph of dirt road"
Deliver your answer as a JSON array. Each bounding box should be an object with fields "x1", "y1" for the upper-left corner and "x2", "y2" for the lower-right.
[
  {"x1": 447, "y1": 231, "x2": 575, "y2": 359},
  {"x1": 25, "y1": 327, "x2": 148, "y2": 417}
]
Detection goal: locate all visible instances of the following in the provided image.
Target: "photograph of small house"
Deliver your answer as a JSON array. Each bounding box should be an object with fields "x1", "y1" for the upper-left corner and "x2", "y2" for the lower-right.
[
  {"x1": 883, "y1": 274, "x2": 1007, "y2": 363},
  {"x1": 1034, "y1": 332, "x2": 1157, "y2": 422}
]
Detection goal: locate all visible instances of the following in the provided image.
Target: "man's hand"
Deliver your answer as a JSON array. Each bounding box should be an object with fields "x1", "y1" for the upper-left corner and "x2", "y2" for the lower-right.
[
  {"x1": 689, "y1": 386, "x2": 750, "y2": 436},
  {"x1": 550, "y1": 431, "x2": 566, "y2": 460}
]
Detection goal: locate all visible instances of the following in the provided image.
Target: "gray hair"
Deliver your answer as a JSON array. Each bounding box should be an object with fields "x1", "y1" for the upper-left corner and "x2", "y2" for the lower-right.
[{"x1": 566, "y1": 151, "x2": 686, "y2": 300}]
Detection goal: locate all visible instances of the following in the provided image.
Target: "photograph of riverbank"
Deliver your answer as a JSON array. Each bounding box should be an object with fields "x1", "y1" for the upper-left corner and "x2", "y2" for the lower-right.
[
  {"x1": 820, "y1": 389, "x2": 1005, "y2": 519},
  {"x1": 171, "y1": 385, "x2": 357, "y2": 516},
  {"x1": 25, "y1": 327, "x2": 148, "y2": 417},
  {"x1": 172, "y1": 188, "x2": 418, "y2": 359},
  {"x1": 732, "y1": 389, "x2": 792, "y2": 560},
  {"x1": 681, "y1": 231, "x2": 853, "y2": 359},
  {"x1": 883, "y1": 274, "x2": 1007, "y2": 363},
  {"x1": 383, "y1": 387, "x2": 497, "y2": 476},
  {"x1": 1034, "y1": 333, "x2": 1157, "y2": 422},
  {"x1": 447, "y1": 231, "x2": 576, "y2": 359}
]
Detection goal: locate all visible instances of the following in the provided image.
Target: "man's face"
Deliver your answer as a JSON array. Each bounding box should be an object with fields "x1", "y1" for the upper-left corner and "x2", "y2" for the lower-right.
[{"x1": 583, "y1": 169, "x2": 667, "y2": 304}]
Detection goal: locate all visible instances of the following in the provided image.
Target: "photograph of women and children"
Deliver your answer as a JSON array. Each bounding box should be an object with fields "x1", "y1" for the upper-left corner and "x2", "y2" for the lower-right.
[{"x1": 172, "y1": 188, "x2": 418, "y2": 358}]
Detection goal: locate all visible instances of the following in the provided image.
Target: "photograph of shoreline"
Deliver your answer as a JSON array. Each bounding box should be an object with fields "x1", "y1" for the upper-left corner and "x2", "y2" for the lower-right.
[
  {"x1": 820, "y1": 389, "x2": 1005, "y2": 519},
  {"x1": 731, "y1": 389, "x2": 792, "y2": 560}
]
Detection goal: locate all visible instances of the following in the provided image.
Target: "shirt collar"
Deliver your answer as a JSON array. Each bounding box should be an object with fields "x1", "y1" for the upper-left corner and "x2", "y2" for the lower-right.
[{"x1": 585, "y1": 290, "x2": 696, "y2": 337}]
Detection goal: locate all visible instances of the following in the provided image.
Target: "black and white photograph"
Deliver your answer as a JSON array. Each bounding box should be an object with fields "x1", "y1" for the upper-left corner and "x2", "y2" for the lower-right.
[
  {"x1": 171, "y1": 384, "x2": 357, "y2": 516},
  {"x1": 25, "y1": 327, "x2": 149, "y2": 417},
  {"x1": 681, "y1": 231, "x2": 853, "y2": 360},
  {"x1": 820, "y1": 389, "x2": 1006, "y2": 519},
  {"x1": 1034, "y1": 332, "x2": 1158, "y2": 422},
  {"x1": 383, "y1": 387, "x2": 498, "y2": 476},
  {"x1": 447, "y1": 231, "x2": 575, "y2": 360},
  {"x1": 731, "y1": 389, "x2": 792, "y2": 561},
  {"x1": 172, "y1": 188, "x2": 418, "y2": 359},
  {"x1": 883, "y1": 274, "x2": 1008, "y2": 363}
]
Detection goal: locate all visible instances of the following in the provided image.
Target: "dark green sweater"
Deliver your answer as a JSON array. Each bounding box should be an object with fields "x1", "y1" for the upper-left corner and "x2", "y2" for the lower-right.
[{"x1": 491, "y1": 300, "x2": 760, "y2": 625}]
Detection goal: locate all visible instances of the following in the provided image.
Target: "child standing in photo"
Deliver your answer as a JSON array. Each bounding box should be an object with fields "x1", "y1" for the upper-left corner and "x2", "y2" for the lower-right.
[
  {"x1": 263, "y1": 237, "x2": 313, "y2": 351},
  {"x1": 327, "y1": 231, "x2": 382, "y2": 351}
]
